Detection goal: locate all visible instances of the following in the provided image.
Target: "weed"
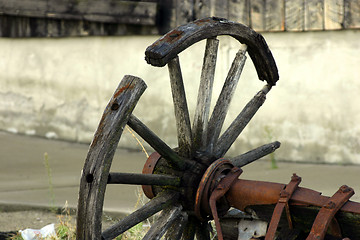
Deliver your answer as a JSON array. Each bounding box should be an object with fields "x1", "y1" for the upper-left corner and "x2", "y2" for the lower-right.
[
  {"x1": 264, "y1": 126, "x2": 278, "y2": 169},
  {"x1": 43, "y1": 152, "x2": 57, "y2": 211}
]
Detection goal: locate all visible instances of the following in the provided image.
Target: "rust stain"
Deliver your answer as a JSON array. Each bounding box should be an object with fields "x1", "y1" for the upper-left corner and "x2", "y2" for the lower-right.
[
  {"x1": 114, "y1": 83, "x2": 134, "y2": 99},
  {"x1": 161, "y1": 29, "x2": 184, "y2": 43}
]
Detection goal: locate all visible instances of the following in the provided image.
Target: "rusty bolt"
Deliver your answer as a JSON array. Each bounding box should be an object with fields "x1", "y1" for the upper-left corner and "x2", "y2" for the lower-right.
[
  {"x1": 340, "y1": 185, "x2": 352, "y2": 193},
  {"x1": 324, "y1": 201, "x2": 336, "y2": 209}
]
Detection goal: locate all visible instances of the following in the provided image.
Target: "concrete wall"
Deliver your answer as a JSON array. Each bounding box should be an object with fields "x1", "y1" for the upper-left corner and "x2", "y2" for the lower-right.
[{"x1": 1, "y1": 30, "x2": 359, "y2": 164}]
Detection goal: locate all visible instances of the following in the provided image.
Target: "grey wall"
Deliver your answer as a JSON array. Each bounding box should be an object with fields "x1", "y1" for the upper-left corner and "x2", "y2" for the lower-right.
[{"x1": 1, "y1": 30, "x2": 359, "y2": 164}]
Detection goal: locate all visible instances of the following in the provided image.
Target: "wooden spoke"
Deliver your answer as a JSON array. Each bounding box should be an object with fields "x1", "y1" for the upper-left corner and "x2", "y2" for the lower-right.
[
  {"x1": 127, "y1": 114, "x2": 186, "y2": 170},
  {"x1": 181, "y1": 216, "x2": 198, "y2": 240},
  {"x1": 143, "y1": 205, "x2": 183, "y2": 240},
  {"x1": 192, "y1": 38, "x2": 219, "y2": 151},
  {"x1": 168, "y1": 56, "x2": 193, "y2": 158},
  {"x1": 164, "y1": 211, "x2": 188, "y2": 240},
  {"x1": 76, "y1": 75, "x2": 147, "y2": 239},
  {"x1": 206, "y1": 47, "x2": 247, "y2": 153},
  {"x1": 107, "y1": 172, "x2": 180, "y2": 186},
  {"x1": 231, "y1": 141, "x2": 281, "y2": 168},
  {"x1": 101, "y1": 192, "x2": 179, "y2": 240},
  {"x1": 214, "y1": 84, "x2": 272, "y2": 158}
]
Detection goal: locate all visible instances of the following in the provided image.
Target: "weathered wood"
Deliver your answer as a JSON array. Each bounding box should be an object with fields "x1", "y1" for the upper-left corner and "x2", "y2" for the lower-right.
[
  {"x1": 305, "y1": 0, "x2": 324, "y2": 30},
  {"x1": 168, "y1": 56, "x2": 193, "y2": 158},
  {"x1": 285, "y1": 0, "x2": 305, "y2": 31},
  {"x1": 143, "y1": 205, "x2": 183, "y2": 240},
  {"x1": 0, "y1": 0, "x2": 157, "y2": 25},
  {"x1": 214, "y1": 85, "x2": 271, "y2": 158},
  {"x1": 229, "y1": 0, "x2": 250, "y2": 25},
  {"x1": 76, "y1": 75, "x2": 147, "y2": 240},
  {"x1": 175, "y1": 0, "x2": 194, "y2": 26},
  {"x1": 127, "y1": 114, "x2": 186, "y2": 170},
  {"x1": 164, "y1": 211, "x2": 188, "y2": 240},
  {"x1": 102, "y1": 191, "x2": 179, "y2": 240},
  {"x1": 194, "y1": 0, "x2": 211, "y2": 19},
  {"x1": 206, "y1": 48, "x2": 247, "y2": 152},
  {"x1": 265, "y1": 0, "x2": 285, "y2": 31},
  {"x1": 214, "y1": 0, "x2": 229, "y2": 19},
  {"x1": 344, "y1": 0, "x2": 360, "y2": 28},
  {"x1": 107, "y1": 172, "x2": 181, "y2": 186},
  {"x1": 231, "y1": 141, "x2": 281, "y2": 168},
  {"x1": 324, "y1": 0, "x2": 344, "y2": 30},
  {"x1": 192, "y1": 38, "x2": 219, "y2": 151},
  {"x1": 145, "y1": 17, "x2": 279, "y2": 86},
  {"x1": 181, "y1": 216, "x2": 197, "y2": 240},
  {"x1": 250, "y1": 0, "x2": 266, "y2": 31}
]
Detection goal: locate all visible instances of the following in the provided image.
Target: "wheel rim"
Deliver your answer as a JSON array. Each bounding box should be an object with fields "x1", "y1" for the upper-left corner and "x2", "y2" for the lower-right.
[{"x1": 77, "y1": 17, "x2": 280, "y2": 240}]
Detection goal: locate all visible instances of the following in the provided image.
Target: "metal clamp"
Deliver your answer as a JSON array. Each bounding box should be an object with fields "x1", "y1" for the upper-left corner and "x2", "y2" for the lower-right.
[
  {"x1": 265, "y1": 173, "x2": 302, "y2": 240},
  {"x1": 306, "y1": 185, "x2": 354, "y2": 240}
]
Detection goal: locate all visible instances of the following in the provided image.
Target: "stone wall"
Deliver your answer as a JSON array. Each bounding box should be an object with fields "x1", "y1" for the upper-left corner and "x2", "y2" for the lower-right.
[{"x1": 1, "y1": 30, "x2": 359, "y2": 164}]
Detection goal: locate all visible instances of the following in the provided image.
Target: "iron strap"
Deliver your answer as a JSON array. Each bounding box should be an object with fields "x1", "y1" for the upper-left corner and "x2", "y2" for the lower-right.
[
  {"x1": 265, "y1": 173, "x2": 302, "y2": 240},
  {"x1": 306, "y1": 185, "x2": 354, "y2": 240}
]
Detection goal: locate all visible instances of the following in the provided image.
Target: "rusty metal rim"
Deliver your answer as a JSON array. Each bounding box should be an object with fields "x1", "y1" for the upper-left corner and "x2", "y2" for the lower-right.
[
  {"x1": 194, "y1": 159, "x2": 233, "y2": 221},
  {"x1": 142, "y1": 152, "x2": 162, "y2": 199}
]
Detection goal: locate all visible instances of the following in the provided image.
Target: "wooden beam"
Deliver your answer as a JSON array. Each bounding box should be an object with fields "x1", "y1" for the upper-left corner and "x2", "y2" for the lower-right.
[
  {"x1": 265, "y1": 0, "x2": 285, "y2": 31},
  {"x1": 305, "y1": 0, "x2": 324, "y2": 30},
  {"x1": 250, "y1": 0, "x2": 266, "y2": 31},
  {"x1": 324, "y1": 0, "x2": 344, "y2": 30},
  {"x1": 285, "y1": 0, "x2": 305, "y2": 31},
  {"x1": 344, "y1": 0, "x2": 360, "y2": 28},
  {"x1": 229, "y1": 0, "x2": 250, "y2": 26},
  {"x1": 0, "y1": 0, "x2": 157, "y2": 25}
]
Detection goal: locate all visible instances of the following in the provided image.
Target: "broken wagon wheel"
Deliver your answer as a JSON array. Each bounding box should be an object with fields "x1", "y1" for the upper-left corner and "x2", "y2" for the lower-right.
[{"x1": 76, "y1": 17, "x2": 280, "y2": 240}]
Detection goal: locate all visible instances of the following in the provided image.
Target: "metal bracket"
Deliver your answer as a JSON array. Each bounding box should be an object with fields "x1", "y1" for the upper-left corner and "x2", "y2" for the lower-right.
[
  {"x1": 265, "y1": 173, "x2": 302, "y2": 240},
  {"x1": 306, "y1": 185, "x2": 355, "y2": 240},
  {"x1": 209, "y1": 167, "x2": 242, "y2": 240}
]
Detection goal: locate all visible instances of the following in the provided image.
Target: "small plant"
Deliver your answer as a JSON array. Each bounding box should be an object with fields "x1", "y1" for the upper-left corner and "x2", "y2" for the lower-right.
[
  {"x1": 56, "y1": 201, "x2": 76, "y2": 240},
  {"x1": 264, "y1": 126, "x2": 278, "y2": 169},
  {"x1": 43, "y1": 152, "x2": 57, "y2": 211}
]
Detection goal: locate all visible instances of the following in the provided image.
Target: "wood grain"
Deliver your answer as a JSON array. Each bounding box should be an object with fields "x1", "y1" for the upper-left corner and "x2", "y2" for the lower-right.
[{"x1": 76, "y1": 75, "x2": 147, "y2": 239}]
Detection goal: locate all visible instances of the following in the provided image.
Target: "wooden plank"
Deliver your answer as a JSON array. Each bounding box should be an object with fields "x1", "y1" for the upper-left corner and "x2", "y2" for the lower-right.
[
  {"x1": 206, "y1": 48, "x2": 247, "y2": 153},
  {"x1": 168, "y1": 56, "x2": 193, "y2": 158},
  {"x1": 213, "y1": 0, "x2": 229, "y2": 19},
  {"x1": 305, "y1": 0, "x2": 324, "y2": 30},
  {"x1": 76, "y1": 75, "x2": 147, "y2": 239},
  {"x1": 285, "y1": 0, "x2": 305, "y2": 31},
  {"x1": 230, "y1": 141, "x2": 280, "y2": 168},
  {"x1": 324, "y1": 0, "x2": 344, "y2": 30},
  {"x1": 250, "y1": 0, "x2": 266, "y2": 31},
  {"x1": 265, "y1": 0, "x2": 285, "y2": 31},
  {"x1": 175, "y1": 0, "x2": 194, "y2": 26},
  {"x1": 0, "y1": 0, "x2": 157, "y2": 25},
  {"x1": 194, "y1": 0, "x2": 211, "y2": 19},
  {"x1": 229, "y1": 0, "x2": 250, "y2": 26},
  {"x1": 192, "y1": 38, "x2": 219, "y2": 151},
  {"x1": 214, "y1": 85, "x2": 271, "y2": 158},
  {"x1": 344, "y1": 0, "x2": 360, "y2": 28}
]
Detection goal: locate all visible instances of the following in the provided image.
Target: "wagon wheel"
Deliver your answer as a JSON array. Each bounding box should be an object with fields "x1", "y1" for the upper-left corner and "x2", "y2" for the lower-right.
[{"x1": 77, "y1": 17, "x2": 280, "y2": 240}]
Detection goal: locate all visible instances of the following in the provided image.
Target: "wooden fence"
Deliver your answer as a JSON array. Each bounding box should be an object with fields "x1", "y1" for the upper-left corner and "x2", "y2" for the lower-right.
[{"x1": 0, "y1": 0, "x2": 359, "y2": 37}]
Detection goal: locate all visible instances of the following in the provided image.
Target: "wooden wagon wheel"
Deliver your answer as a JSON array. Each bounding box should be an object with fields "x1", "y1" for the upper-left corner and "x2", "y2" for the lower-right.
[{"x1": 77, "y1": 17, "x2": 280, "y2": 240}]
